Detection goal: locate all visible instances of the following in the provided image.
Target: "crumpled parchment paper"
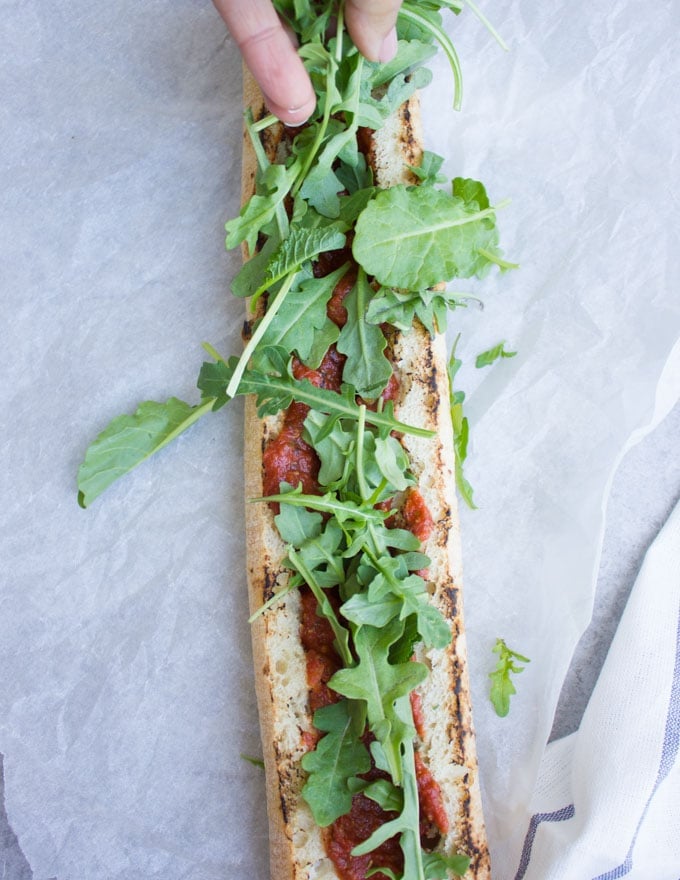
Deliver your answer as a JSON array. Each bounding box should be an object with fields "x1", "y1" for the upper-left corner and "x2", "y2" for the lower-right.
[{"x1": 1, "y1": 1, "x2": 678, "y2": 878}]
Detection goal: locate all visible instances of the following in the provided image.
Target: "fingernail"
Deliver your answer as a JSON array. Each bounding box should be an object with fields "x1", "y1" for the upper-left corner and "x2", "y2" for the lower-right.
[
  {"x1": 379, "y1": 27, "x2": 398, "y2": 63},
  {"x1": 264, "y1": 92, "x2": 316, "y2": 127}
]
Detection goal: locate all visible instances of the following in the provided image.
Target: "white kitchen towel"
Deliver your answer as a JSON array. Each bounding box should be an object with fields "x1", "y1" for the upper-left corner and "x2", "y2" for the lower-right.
[{"x1": 509, "y1": 497, "x2": 680, "y2": 880}]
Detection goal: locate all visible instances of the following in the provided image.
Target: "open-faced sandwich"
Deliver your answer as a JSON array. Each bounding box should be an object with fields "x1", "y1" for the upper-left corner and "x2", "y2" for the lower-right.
[{"x1": 78, "y1": 3, "x2": 512, "y2": 877}]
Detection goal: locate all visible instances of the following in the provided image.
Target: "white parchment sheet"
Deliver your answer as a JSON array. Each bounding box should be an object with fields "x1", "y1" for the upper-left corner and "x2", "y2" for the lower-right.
[{"x1": 1, "y1": 1, "x2": 678, "y2": 878}]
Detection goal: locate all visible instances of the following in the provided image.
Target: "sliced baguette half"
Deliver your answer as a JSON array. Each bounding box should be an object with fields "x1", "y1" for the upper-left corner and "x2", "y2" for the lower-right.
[{"x1": 240, "y1": 68, "x2": 490, "y2": 880}]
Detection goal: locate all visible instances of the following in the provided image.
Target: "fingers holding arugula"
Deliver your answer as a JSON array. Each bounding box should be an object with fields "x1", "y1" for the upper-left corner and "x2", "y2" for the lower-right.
[{"x1": 213, "y1": 0, "x2": 403, "y2": 124}]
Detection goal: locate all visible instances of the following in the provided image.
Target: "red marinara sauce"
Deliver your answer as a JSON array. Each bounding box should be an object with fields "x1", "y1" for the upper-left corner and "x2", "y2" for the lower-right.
[
  {"x1": 402, "y1": 487, "x2": 435, "y2": 543},
  {"x1": 299, "y1": 588, "x2": 342, "y2": 719},
  {"x1": 328, "y1": 764, "x2": 403, "y2": 880},
  {"x1": 326, "y1": 267, "x2": 355, "y2": 327},
  {"x1": 262, "y1": 346, "x2": 345, "y2": 502},
  {"x1": 327, "y1": 752, "x2": 449, "y2": 880},
  {"x1": 415, "y1": 751, "x2": 449, "y2": 835}
]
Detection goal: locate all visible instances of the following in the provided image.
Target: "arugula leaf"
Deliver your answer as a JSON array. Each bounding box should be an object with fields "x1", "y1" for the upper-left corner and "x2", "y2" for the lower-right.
[
  {"x1": 351, "y1": 697, "x2": 428, "y2": 879},
  {"x1": 252, "y1": 265, "x2": 347, "y2": 371},
  {"x1": 358, "y1": 66, "x2": 432, "y2": 129},
  {"x1": 240, "y1": 753, "x2": 265, "y2": 769},
  {"x1": 353, "y1": 184, "x2": 503, "y2": 289},
  {"x1": 225, "y1": 163, "x2": 297, "y2": 253},
  {"x1": 296, "y1": 50, "x2": 364, "y2": 208},
  {"x1": 362, "y1": 779, "x2": 403, "y2": 813},
  {"x1": 337, "y1": 187, "x2": 377, "y2": 226},
  {"x1": 335, "y1": 153, "x2": 372, "y2": 194},
  {"x1": 387, "y1": 613, "x2": 421, "y2": 665},
  {"x1": 265, "y1": 224, "x2": 347, "y2": 282},
  {"x1": 329, "y1": 620, "x2": 428, "y2": 774},
  {"x1": 423, "y1": 851, "x2": 472, "y2": 878},
  {"x1": 77, "y1": 397, "x2": 214, "y2": 508},
  {"x1": 475, "y1": 340, "x2": 517, "y2": 368},
  {"x1": 452, "y1": 175, "x2": 490, "y2": 209},
  {"x1": 365, "y1": 39, "x2": 437, "y2": 88},
  {"x1": 372, "y1": 434, "x2": 412, "y2": 492},
  {"x1": 274, "y1": 501, "x2": 323, "y2": 546},
  {"x1": 197, "y1": 354, "x2": 435, "y2": 438},
  {"x1": 489, "y1": 638, "x2": 530, "y2": 717},
  {"x1": 365, "y1": 287, "x2": 418, "y2": 333},
  {"x1": 366, "y1": 285, "x2": 470, "y2": 336},
  {"x1": 301, "y1": 701, "x2": 371, "y2": 827},
  {"x1": 364, "y1": 560, "x2": 450, "y2": 650},
  {"x1": 409, "y1": 150, "x2": 447, "y2": 186},
  {"x1": 301, "y1": 168, "x2": 346, "y2": 218},
  {"x1": 230, "y1": 233, "x2": 280, "y2": 299},
  {"x1": 337, "y1": 269, "x2": 393, "y2": 398},
  {"x1": 258, "y1": 489, "x2": 388, "y2": 526},
  {"x1": 303, "y1": 411, "x2": 354, "y2": 487},
  {"x1": 289, "y1": 546, "x2": 353, "y2": 665},
  {"x1": 340, "y1": 591, "x2": 402, "y2": 628},
  {"x1": 295, "y1": 519, "x2": 345, "y2": 588}
]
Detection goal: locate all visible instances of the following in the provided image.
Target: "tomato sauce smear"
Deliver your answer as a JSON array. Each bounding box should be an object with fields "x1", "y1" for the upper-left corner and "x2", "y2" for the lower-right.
[
  {"x1": 328, "y1": 766, "x2": 403, "y2": 880},
  {"x1": 262, "y1": 346, "x2": 345, "y2": 507}
]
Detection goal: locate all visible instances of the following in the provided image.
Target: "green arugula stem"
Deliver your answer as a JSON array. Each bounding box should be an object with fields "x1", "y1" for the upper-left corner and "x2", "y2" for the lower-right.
[
  {"x1": 244, "y1": 108, "x2": 270, "y2": 172},
  {"x1": 233, "y1": 369, "x2": 436, "y2": 438},
  {"x1": 291, "y1": 54, "x2": 338, "y2": 199},
  {"x1": 251, "y1": 113, "x2": 279, "y2": 133},
  {"x1": 226, "y1": 270, "x2": 298, "y2": 399},
  {"x1": 399, "y1": 5, "x2": 463, "y2": 111},
  {"x1": 253, "y1": 492, "x2": 388, "y2": 524},
  {"x1": 381, "y1": 202, "x2": 501, "y2": 243},
  {"x1": 335, "y1": 2, "x2": 345, "y2": 63},
  {"x1": 288, "y1": 547, "x2": 354, "y2": 665},
  {"x1": 477, "y1": 246, "x2": 519, "y2": 270},
  {"x1": 247, "y1": 576, "x2": 300, "y2": 623},
  {"x1": 463, "y1": 0, "x2": 509, "y2": 51},
  {"x1": 355, "y1": 404, "x2": 369, "y2": 501},
  {"x1": 201, "y1": 341, "x2": 226, "y2": 363},
  {"x1": 397, "y1": 726, "x2": 427, "y2": 880},
  {"x1": 163, "y1": 397, "x2": 215, "y2": 439}
]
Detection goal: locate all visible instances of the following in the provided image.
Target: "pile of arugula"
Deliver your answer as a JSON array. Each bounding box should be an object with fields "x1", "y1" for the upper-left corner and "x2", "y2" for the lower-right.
[{"x1": 78, "y1": 2, "x2": 516, "y2": 877}]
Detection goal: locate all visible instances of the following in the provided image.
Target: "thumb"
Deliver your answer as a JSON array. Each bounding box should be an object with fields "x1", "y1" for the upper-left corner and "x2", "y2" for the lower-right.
[{"x1": 345, "y1": 0, "x2": 403, "y2": 63}]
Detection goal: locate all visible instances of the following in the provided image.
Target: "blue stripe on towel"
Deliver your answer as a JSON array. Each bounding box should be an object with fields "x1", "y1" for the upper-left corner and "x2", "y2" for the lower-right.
[
  {"x1": 591, "y1": 606, "x2": 680, "y2": 880},
  {"x1": 512, "y1": 804, "x2": 576, "y2": 880}
]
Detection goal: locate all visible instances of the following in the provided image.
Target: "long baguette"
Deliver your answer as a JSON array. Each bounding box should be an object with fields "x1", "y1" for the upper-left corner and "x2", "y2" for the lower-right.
[{"x1": 241, "y1": 69, "x2": 490, "y2": 879}]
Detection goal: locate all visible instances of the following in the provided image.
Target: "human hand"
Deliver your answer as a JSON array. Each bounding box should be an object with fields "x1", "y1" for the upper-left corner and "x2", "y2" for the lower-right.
[{"x1": 213, "y1": 0, "x2": 403, "y2": 125}]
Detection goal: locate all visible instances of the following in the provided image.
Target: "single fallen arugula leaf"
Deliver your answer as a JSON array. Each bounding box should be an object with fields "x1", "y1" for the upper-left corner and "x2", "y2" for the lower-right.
[
  {"x1": 489, "y1": 638, "x2": 531, "y2": 717},
  {"x1": 240, "y1": 754, "x2": 265, "y2": 769},
  {"x1": 77, "y1": 397, "x2": 215, "y2": 509},
  {"x1": 476, "y1": 340, "x2": 517, "y2": 368}
]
